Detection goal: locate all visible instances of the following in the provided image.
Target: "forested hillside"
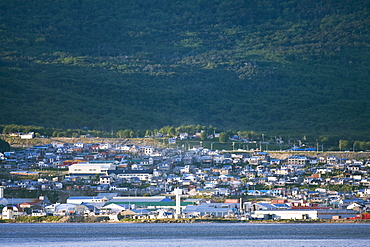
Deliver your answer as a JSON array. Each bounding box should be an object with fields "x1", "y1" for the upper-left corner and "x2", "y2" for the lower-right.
[{"x1": 1, "y1": 0, "x2": 369, "y2": 138}]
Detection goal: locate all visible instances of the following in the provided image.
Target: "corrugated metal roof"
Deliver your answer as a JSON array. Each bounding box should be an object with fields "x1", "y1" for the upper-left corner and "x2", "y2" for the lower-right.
[
  {"x1": 105, "y1": 201, "x2": 193, "y2": 207},
  {"x1": 109, "y1": 196, "x2": 174, "y2": 203}
]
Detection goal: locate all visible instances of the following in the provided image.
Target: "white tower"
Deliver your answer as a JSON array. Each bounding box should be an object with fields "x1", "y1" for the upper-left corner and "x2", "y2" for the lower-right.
[
  {"x1": 0, "y1": 186, "x2": 4, "y2": 198},
  {"x1": 174, "y1": 188, "x2": 182, "y2": 215}
]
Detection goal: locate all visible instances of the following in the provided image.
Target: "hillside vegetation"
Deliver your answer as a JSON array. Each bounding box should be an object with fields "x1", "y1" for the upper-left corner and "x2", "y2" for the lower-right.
[{"x1": 1, "y1": 0, "x2": 369, "y2": 138}]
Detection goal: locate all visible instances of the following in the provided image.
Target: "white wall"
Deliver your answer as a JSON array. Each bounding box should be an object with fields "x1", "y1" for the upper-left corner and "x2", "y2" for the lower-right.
[{"x1": 68, "y1": 162, "x2": 116, "y2": 175}]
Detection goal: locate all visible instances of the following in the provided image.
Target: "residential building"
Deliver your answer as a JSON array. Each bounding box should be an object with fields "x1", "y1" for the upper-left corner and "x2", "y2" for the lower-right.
[{"x1": 68, "y1": 160, "x2": 117, "y2": 177}]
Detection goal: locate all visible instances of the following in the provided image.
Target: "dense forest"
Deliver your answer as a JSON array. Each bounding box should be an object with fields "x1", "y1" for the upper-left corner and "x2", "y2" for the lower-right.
[{"x1": 0, "y1": 0, "x2": 369, "y2": 140}]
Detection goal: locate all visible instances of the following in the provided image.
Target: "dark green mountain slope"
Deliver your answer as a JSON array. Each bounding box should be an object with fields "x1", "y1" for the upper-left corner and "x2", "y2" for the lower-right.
[{"x1": 1, "y1": 0, "x2": 369, "y2": 136}]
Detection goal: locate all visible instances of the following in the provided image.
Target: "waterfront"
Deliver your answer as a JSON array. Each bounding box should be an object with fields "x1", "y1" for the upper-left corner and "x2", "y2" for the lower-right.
[{"x1": 1, "y1": 223, "x2": 370, "y2": 247}]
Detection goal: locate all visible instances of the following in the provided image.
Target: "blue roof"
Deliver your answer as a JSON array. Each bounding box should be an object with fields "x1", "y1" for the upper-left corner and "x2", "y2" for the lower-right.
[
  {"x1": 161, "y1": 197, "x2": 174, "y2": 202},
  {"x1": 289, "y1": 148, "x2": 316, "y2": 151},
  {"x1": 68, "y1": 196, "x2": 106, "y2": 200},
  {"x1": 109, "y1": 197, "x2": 174, "y2": 203},
  {"x1": 132, "y1": 209, "x2": 151, "y2": 214},
  {"x1": 256, "y1": 203, "x2": 277, "y2": 209},
  {"x1": 342, "y1": 198, "x2": 364, "y2": 203},
  {"x1": 272, "y1": 204, "x2": 289, "y2": 208}
]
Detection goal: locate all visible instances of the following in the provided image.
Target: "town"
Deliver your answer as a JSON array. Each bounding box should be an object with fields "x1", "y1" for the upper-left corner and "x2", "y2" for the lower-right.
[{"x1": 1, "y1": 132, "x2": 370, "y2": 222}]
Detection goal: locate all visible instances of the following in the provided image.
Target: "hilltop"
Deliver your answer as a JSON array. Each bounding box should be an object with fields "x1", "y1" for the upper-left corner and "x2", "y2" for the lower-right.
[{"x1": 1, "y1": 0, "x2": 369, "y2": 137}]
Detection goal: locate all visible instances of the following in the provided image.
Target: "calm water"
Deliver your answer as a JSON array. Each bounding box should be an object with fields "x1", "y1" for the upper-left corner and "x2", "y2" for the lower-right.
[{"x1": 0, "y1": 223, "x2": 370, "y2": 247}]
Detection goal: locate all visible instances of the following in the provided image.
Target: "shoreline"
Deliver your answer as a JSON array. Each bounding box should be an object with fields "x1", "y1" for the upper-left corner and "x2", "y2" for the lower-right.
[{"x1": 3, "y1": 215, "x2": 370, "y2": 224}]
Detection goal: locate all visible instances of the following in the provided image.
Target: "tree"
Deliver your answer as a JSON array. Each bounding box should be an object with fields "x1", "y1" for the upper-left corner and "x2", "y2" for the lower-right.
[
  {"x1": 145, "y1": 130, "x2": 152, "y2": 137},
  {"x1": 117, "y1": 130, "x2": 125, "y2": 138},
  {"x1": 339, "y1": 140, "x2": 350, "y2": 151},
  {"x1": 200, "y1": 131, "x2": 207, "y2": 140},
  {"x1": 219, "y1": 132, "x2": 228, "y2": 143},
  {"x1": 3, "y1": 124, "x2": 19, "y2": 134},
  {"x1": 0, "y1": 139, "x2": 10, "y2": 152},
  {"x1": 135, "y1": 130, "x2": 144, "y2": 138},
  {"x1": 129, "y1": 131, "x2": 135, "y2": 138},
  {"x1": 168, "y1": 126, "x2": 176, "y2": 137},
  {"x1": 122, "y1": 129, "x2": 132, "y2": 138},
  {"x1": 57, "y1": 131, "x2": 67, "y2": 137},
  {"x1": 159, "y1": 126, "x2": 170, "y2": 135},
  {"x1": 358, "y1": 141, "x2": 370, "y2": 151}
]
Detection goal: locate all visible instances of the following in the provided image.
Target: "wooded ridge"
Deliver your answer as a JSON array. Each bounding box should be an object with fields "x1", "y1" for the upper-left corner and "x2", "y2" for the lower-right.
[{"x1": 1, "y1": 0, "x2": 369, "y2": 138}]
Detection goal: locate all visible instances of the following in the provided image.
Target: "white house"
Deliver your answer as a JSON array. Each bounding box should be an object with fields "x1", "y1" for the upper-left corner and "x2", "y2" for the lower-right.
[
  {"x1": 68, "y1": 161, "x2": 116, "y2": 177},
  {"x1": 20, "y1": 132, "x2": 34, "y2": 139},
  {"x1": 100, "y1": 176, "x2": 115, "y2": 185},
  {"x1": 247, "y1": 157, "x2": 262, "y2": 165},
  {"x1": 2, "y1": 205, "x2": 24, "y2": 219},
  {"x1": 327, "y1": 156, "x2": 339, "y2": 165},
  {"x1": 179, "y1": 133, "x2": 189, "y2": 140},
  {"x1": 66, "y1": 196, "x2": 108, "y2": 204},
  {"x1": 213, "y1": 155, "x2": 225, "y2": 165},
  {"x1": 140, "y1": 146, "x2": 154, "y2": 155},
  {"x1": 109, "y1": 169, "x2": 153, "y2": 181},
  {"x1": 99, "y1": 143, "x2": 112, "y2": 150},
  {"x1": 31, "y1": 209, "x2": 47, "y2": 216},
  {"x1": 74, "y1": 143, "x2": 85, "y2": 148},
  {"x1": 287, "y1": 155, "x2": 309, "y2": 167}
]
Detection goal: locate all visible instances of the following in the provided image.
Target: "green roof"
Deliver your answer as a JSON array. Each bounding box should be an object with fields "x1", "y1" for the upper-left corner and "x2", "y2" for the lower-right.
[{"x1": 106, "y1": 201, "x2": 194, "y2": 207}]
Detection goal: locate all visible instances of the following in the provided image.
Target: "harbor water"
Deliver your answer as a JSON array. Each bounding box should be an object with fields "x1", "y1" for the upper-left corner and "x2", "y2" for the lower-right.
[{"x1": 1, "y1": 223, "x2": 370, "y2": 247}]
